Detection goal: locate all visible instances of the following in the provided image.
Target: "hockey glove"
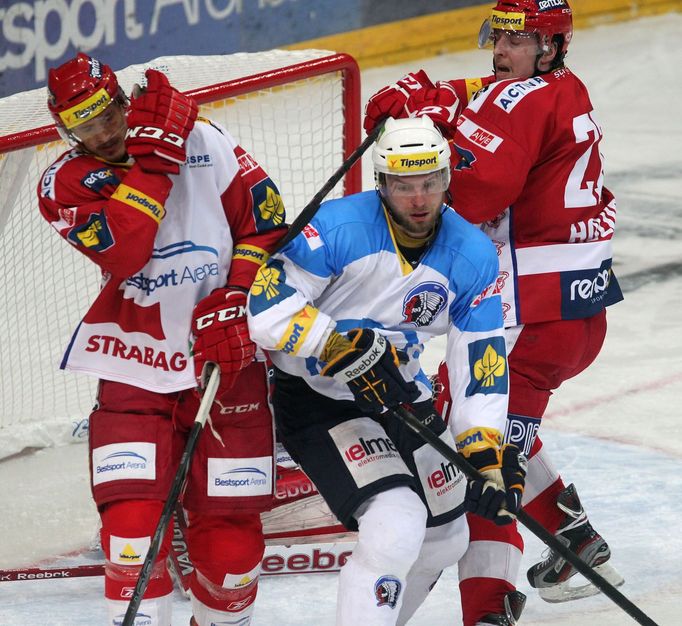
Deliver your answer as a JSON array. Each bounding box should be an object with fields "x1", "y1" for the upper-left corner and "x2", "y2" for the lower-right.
[
  {"x1": 462, "y1": 443, "x2": 526, "y2": 526},
  {"x1": 320, "y1": 328, "x2": 419, "y2": 414},
  {"x1": 363, "y1": 70, "x2": 435, "y2": 134},
  {"x1": 405, "y1": 81, "x2": 462, "y2": 139},
  {"x1": 191, "y1": 288, "x2": 256, "y2": 394},
  {"x1": 126, "y1": 69, "x2": 198, "y2": 175}
]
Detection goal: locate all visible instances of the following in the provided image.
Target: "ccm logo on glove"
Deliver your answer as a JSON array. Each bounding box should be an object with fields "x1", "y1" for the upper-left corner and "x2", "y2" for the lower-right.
[
  {"x1": 126, "y1": 125, "x2": 185, "y2": 148},
  {"x1": 194, "y1": 304, "x2": 247, "y2": 330}
]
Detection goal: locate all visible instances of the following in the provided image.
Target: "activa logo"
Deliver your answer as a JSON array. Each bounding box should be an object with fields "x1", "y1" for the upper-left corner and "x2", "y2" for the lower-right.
[
  {"x1": 345, "y1": 436, "x2": 398, "y2": 462},
  {"x1": 570, "y1": 268, "x2": 611, "y2": 301}
]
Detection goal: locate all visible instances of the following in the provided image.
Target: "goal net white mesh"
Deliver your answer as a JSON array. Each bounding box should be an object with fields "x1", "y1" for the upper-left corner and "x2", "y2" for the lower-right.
[{"x1": 0, "y1": 49, "x2": 360, "y2": 459}]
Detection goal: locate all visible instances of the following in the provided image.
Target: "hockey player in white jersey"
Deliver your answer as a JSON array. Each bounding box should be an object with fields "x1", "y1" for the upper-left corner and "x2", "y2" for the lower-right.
[{"x1": 247, "y1": 117, "x2": 526, "y2": 625}]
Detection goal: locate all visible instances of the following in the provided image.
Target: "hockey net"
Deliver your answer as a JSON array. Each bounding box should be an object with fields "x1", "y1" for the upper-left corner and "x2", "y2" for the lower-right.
[{"x1": 0, "y1": 49, "x2": 361, "y2": 459}]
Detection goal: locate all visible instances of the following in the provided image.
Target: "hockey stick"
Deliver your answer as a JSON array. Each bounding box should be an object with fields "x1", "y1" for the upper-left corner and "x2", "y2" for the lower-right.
[
  {"x1": 121, "y1": 364, "x2": 220, "y2": 626},
  {"x1": 390, "y1": 406, "x2": 660, "y2": 626},
  {"x1": 271, "y1": 121, "x2": 385, "y2": 254}
]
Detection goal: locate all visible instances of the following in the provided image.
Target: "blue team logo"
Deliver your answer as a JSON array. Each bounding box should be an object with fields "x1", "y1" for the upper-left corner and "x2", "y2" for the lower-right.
[
  {"x1": 374, "y1": 575, "x2": 402, "y2": 608},
  {"x1": 453, "y1": 144, "x2": 476, "y2": 171},
  {"x1": 465, "y1": 337, "x2": 508, "y2": 396},
  {"x1": 251, "y1": 178, "x2": 285, "y2": 229},
  {"x1": 249, "y1": 259, "x2": 297, "y2": 315},
  {"x1": 80, "y1": 167, "x2": 119, "y2": 192},
  {"x1": 67, "y1": 211, "x2": 114, "y2": 251},
  {"x1": 402, "y1": 282, "x2": 448, "y2": 327}
]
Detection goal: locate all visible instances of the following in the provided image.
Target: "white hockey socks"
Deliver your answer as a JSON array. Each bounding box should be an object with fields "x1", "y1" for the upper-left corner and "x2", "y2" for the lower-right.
[
  {"x1": 397, "y1": 515, "x2": 469, "y2": 625},
  {"x1": 336, "y1": 486, "x2": 427, "y2": 626}
]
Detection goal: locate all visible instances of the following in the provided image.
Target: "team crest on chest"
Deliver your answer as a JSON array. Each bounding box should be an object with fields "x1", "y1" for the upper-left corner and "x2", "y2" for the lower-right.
[{"x1": 402, "y1": 282, "x2": 448, "y2": 327}]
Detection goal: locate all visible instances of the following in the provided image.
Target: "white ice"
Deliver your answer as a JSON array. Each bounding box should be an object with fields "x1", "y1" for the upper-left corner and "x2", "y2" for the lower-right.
[{"x1": 1, "y1": 13, "x2": 681, "y2": 625}]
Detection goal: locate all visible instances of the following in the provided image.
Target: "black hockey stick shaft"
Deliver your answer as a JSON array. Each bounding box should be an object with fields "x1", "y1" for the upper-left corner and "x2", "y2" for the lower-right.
[
  {"x1": 272, "y1": 121, "x2": 385, "y2": 255},
  {"x1": 122, "y1": 366, "x2": 220, "y2": 626},
  {"x1": 390, "y1": 406, "x2": 659, "y2": 626}
]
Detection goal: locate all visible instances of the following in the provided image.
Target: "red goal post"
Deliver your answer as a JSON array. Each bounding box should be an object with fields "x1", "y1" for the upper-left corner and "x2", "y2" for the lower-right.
[{"x1": 0, "y1": 50, "x2": 361, "y2": 459}]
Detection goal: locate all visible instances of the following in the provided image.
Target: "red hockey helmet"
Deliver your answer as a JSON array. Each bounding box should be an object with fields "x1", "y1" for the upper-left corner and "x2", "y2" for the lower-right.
[
  {"x1": 47, "y1": 53, "x2": 124, "y2": 140},
  {"x1": 479, "y1": 0, "x2": 573, "y2": 54}
]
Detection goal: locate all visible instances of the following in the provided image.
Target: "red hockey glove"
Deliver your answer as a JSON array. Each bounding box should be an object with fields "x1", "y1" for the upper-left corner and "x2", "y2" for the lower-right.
[
  {"x1": 126, "y1": 69, "x2": 198, "y2": 175},
  {"x1": 320, "y1": 328, "x2": 419, "y2": 414},
  {"x1": 191, "y1": 288, "x2": 256, "y2": 394},
  {"x1": 463, "y1": 443, "x2": 527, "y2": 526},
  {"x1": 405, "y1": 81, "x2": 462, "y2": 139},
  {"x1": 363, "y1": 70, "x2": 435, "y2": 134}
]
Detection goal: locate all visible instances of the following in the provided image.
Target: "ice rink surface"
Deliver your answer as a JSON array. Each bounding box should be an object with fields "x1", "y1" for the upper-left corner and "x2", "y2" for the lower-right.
[{"x1": 1, "y1": 13, "x2": 681, "y2": 626}]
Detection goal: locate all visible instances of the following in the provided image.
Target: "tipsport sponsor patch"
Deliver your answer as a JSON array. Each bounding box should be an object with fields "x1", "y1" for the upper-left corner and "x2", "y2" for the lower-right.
[
  {"x1": 275, "y1": 305, "x2": 318, "y2": 356},
  {"x1": 111, "y1": 183, "x2": 165, "y2": 223},
  {"x1": 58, "y1": 87, "x2": 111, "y2": 129},
  {"x1": 465, "y1": 336, "x2": 508, "y2": 396},
  {"x1": 386, "y1": 151, "x2": 439, "y2": 174}
]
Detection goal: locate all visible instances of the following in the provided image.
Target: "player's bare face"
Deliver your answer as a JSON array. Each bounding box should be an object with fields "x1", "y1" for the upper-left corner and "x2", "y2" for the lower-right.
[
  {"x1": 384, "y1": 173, "x2": 445, "y2": 238},
  {"x1": 74, "y1": 103, "x2": 127, "y2": 162},
  {"x1": 492, "y1": 30, "x2": 541, "y2": 81}
]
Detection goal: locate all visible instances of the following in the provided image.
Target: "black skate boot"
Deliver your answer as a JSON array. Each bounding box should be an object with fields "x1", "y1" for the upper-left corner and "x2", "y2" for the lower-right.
[
  {"x1": 476, "y1": 591, "x2": 526, "y2": 625},
  {"x1": 527, "y1": 484, "x2": 624, "y2": 602}
]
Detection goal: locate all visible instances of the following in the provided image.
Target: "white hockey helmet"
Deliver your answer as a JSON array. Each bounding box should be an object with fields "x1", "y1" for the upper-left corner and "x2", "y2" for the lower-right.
[{"x1": 373, "y1": 116, "x2": 451, "y2": 194}]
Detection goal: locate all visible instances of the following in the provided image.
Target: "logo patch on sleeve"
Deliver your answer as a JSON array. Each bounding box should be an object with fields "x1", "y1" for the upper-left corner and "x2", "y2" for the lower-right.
[
  {"x1": 67, "y1": 212, "x2": 114, "y2": 251},
  {"x1": 248, "y1": 259, "x2": 297, "y2": 315},
  {"x1": 252, "y1": 178, "x2": 285, "y2": 228},
  {"x1": 465, "y1": 337, "x2": 508, "y2": 396}
]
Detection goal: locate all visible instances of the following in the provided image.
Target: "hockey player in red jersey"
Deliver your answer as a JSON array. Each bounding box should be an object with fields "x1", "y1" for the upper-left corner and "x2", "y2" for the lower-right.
[
  {"x1": 38, "y1": 53, "x2": 286, "y2": 626},
  {"x1": 364, "y1": 1, "x2": 624, "y2": 623}
]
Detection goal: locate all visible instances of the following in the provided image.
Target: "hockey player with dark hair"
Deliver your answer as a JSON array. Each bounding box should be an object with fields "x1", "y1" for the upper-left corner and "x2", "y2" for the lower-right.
[
  {"x1": 364, "y1": 0, "x2": 624, "y2": 623},
  {"x1": 38, "y1": 53, "x2": 286, "y2": 626},
  {"x1": 247, "y1": 115, "x2": 526, "y2": 625}
]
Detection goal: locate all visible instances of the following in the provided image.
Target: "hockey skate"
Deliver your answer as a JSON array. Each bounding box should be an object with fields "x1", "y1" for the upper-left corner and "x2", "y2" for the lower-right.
[
  {"x1": 476, "y1": 591, "x2": 526, "y2": 626},
  {"x1": 527, "y1": 484, "x2": 624, "y2": 603}
]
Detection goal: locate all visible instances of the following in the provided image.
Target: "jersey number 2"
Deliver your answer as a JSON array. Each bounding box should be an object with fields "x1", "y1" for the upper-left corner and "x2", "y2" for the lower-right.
[{"x1": 564, "y1": 112, "x2": 604, "y2": 208}]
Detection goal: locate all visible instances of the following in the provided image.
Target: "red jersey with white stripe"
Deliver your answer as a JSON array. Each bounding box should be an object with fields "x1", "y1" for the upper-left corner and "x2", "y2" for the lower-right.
[
  {"x1": 38, "y1": 118, "x2": 286, "y2": 392},
  {"x1": 448, "y1": 68, "x2": 622, "y2": 326}
]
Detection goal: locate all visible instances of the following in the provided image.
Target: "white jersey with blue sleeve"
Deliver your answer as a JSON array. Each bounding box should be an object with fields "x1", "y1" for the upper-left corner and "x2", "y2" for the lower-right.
[{"x1": 247, "y1": 190, "x2": 509, "y2": 441}]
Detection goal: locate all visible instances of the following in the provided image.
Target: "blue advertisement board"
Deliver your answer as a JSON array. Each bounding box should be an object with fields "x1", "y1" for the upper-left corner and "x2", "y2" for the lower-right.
[{"x1": 0, "y1": 0, "x2": 481, "y2": 97}]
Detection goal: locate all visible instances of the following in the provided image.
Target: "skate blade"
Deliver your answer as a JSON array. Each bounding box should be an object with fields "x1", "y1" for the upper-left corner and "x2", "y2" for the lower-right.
[{"x1": 538, "y1": 563, "x2": 625, "y2": 603}]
